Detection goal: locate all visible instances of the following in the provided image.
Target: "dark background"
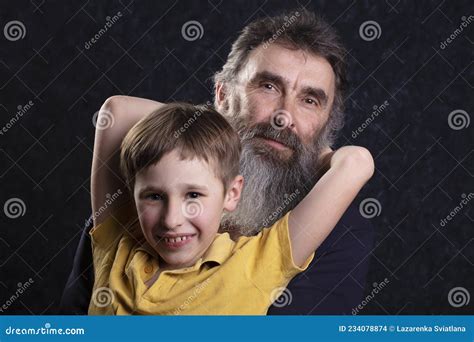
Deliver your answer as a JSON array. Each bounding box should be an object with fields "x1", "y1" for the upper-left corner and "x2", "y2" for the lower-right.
[{"x1": 0, "y1": 0, "x2": 472, "y2": 315}]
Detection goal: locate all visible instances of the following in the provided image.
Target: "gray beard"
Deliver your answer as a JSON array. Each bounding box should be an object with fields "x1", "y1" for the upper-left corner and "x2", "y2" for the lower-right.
[{"x1": 220, "y1": 114, "x2": 331, "y2": 237}]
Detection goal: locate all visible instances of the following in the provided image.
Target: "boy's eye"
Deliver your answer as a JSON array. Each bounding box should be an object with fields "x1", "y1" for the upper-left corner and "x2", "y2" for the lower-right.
[
  {"x1": 146, "y1": 193, "x2": 163, "y2": 201},
  {"x1": 187, "y1": 192, "x2": 202, "y2": 199}
]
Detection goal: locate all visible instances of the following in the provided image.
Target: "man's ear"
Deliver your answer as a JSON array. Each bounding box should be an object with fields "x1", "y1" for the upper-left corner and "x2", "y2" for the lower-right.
[
  {"x1": 215, "y1": 81, "x2": 229, "y2": 111},
  {"x1": 223, "y1": 175, "x2": 243, "y2": 212}
]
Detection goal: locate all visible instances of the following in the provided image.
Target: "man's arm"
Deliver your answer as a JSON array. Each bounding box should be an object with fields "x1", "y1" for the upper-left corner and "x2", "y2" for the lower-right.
[
  {"x1": 288, "y1": 146, "x2": 375, "y2": 267},
  {"x1": 90, "y1": 96, "x2": 164, "y2": 226}
]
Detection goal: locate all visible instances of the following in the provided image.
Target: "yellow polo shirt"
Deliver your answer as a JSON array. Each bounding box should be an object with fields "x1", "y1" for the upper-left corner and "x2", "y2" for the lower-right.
[{"x1": 88, "y1": 202, "x2": 314, "y2": 315}]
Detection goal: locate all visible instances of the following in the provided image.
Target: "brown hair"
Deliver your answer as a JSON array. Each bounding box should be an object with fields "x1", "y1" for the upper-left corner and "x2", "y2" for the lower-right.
[
  {"x1": 213, "y1": 8, "x2": 347, "y2": 142},
  {"x1": 120, "y1": 102, "x2": 241, "y2": 193}
]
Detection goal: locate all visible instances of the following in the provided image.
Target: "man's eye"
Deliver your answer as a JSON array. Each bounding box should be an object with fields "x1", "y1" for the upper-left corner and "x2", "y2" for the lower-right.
[
  {"x1": 263, "y1": 83, "x2": 275, "y2": 90},
  {"x1": 304, "y1": 98, "x2": 318, "y2": 106}
]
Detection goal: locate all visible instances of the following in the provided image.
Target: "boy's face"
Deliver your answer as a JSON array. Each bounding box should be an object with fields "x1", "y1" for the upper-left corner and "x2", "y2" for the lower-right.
[{"x1": 133, "y1": 150, "x2": 242, "y2": 270}]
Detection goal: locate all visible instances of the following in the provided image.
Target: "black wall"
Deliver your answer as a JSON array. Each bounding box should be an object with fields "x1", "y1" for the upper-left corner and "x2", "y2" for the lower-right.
[{"x1": 0, "y1": 0, "x2": 472, "y2": 314}]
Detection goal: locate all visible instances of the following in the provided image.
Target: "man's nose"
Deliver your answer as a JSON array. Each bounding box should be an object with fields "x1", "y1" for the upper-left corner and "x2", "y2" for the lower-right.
[
  {"x1": 163, "y1": 199, "x2": 185, "y2": 229},
  {"x1": 271, "y1": 98, "x2": 296, "y2": 131}
]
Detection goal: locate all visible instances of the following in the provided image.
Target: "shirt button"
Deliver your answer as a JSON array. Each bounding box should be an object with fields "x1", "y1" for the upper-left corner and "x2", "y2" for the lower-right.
[{"x1": 144, "y1": 265, "x2": 153, "y2": 273}]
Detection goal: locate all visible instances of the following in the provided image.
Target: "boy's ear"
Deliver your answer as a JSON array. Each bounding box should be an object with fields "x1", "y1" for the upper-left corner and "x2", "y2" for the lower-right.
[
  {"x1": 215, "y1": 82, "x2": 229, "y2": 111},
  {"x1": 223, "y1": 175, "x2": 243, "y2": 212}
]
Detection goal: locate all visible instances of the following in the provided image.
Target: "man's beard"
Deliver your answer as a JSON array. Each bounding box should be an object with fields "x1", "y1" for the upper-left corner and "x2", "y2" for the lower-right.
[{"x1": 220, "y1": 106, "x2": 332, "y2": 237}]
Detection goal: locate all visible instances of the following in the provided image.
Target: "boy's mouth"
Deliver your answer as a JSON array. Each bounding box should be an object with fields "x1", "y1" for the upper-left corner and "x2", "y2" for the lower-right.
[{"x1": 157, "y1": 234, "x2": 196, "y2": 249}]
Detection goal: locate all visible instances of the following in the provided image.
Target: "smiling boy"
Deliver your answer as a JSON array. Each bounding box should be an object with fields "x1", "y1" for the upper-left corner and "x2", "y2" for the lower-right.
[{"x1": 88, "y1": 102, "x2": 374, "y2": 315}]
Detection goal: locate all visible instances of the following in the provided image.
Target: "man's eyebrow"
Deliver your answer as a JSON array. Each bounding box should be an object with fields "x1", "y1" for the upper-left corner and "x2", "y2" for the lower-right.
[
  {"x1": 301, "y1": 86, "x2": 329, "y2": 108},
  {"x1": 250, "y1": 70, "x2": 287, "y2": 87}
]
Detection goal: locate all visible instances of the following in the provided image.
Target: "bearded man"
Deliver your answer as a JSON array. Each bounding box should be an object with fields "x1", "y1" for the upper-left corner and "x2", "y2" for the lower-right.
[{"x1": 61, "y1": 9, "x2": 374, "y2": 315}]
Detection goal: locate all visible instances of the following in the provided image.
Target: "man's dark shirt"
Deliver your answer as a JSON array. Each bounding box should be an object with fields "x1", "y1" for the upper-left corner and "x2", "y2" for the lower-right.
[{"x1": 59, "y1": 202, "x2": 374, "y2": 314}]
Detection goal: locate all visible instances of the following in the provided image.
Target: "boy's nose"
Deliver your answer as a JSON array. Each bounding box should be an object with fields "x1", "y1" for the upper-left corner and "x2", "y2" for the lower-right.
[{"x1": 163, "y1": 200, "x2": 185, "y2": 229}]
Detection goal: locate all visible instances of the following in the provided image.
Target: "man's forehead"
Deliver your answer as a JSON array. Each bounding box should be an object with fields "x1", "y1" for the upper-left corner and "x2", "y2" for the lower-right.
[{"x1": 238, "y1": 43, "x2": 335, "y2": 91}]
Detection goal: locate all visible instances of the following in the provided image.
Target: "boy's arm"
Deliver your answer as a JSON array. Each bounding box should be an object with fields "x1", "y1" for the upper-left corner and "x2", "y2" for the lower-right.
[
  {"x1": 288, "y1": 146, "x2": 375, "y2": 267},
  {"x1": 90, "y1": 95, "x2": 164, "y2": 227}
]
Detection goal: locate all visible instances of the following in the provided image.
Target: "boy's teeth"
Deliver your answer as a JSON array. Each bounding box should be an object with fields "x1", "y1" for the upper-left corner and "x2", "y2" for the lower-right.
[{"x1": 164, "y1": 236, "x2": 190, "y2": 243}]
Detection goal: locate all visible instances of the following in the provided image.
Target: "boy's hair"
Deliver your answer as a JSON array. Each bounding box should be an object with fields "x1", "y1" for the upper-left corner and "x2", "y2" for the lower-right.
[{"x1": 120, "y1": 102, "x2": 241, "y2": 193}]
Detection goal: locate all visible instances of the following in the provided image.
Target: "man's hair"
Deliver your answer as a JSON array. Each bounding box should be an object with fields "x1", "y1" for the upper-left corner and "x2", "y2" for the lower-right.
[
  {"x1": 213, "y1": 8, "x2": 348, "y2": 141},
  {"x1": 120, "y1": 102, "x2": 241, "y2": 193}
]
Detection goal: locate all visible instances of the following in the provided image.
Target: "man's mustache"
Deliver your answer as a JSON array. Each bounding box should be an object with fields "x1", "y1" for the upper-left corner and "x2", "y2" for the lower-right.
[{"x1": 240, "y1": 122, "x2": 304, "y2": 152}]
